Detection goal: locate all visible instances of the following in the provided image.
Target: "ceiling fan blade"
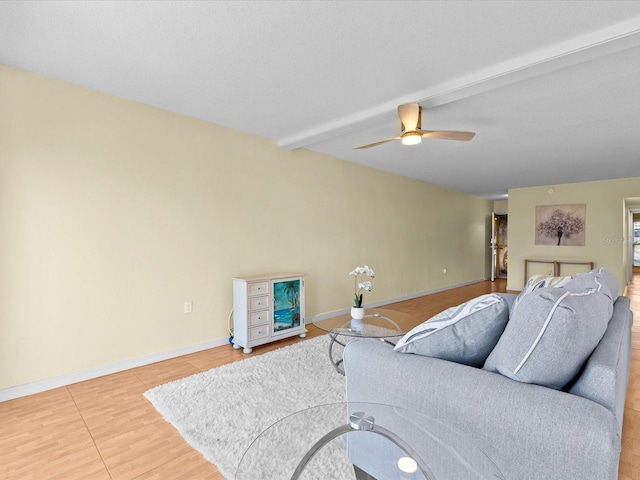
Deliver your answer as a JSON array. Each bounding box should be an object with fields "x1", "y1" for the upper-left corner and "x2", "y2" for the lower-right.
[
  {"x1": 398, "y1": 103, "x2": 421, "y2": 131},
  {"x1": 420, "y1": 130, "x2": 476, "y2": 141},
  {"x1": 354, "y1": 136, "x2": 400, "y2": 149}
]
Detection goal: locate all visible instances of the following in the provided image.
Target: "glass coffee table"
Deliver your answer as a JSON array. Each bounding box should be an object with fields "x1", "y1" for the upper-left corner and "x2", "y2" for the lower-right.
[
  {"x1": 313, "y1": 309, "x2": 416, "y2": 375},
  {"x1": 235, "y1": 402, "x2": 505, "y2": 480}
]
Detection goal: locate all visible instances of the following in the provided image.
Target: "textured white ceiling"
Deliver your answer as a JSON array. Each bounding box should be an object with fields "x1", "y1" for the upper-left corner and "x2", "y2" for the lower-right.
[{"x1": 1, "y1": 0, "x2": 640, "y2": 199}]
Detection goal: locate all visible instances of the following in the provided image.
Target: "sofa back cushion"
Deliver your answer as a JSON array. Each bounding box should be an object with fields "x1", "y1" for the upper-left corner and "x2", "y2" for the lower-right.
[
  {"x1": 394, "y1": 294, "x2": 508, "y2": 367},
  {"x1": 483, "y1": 286, "x2": 613, "y2": 389}
]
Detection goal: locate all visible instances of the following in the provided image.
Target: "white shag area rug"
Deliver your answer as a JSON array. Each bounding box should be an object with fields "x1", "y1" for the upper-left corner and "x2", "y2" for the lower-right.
[{"x1": 144, "y1": 335, "x2": 351, "y2": 479}]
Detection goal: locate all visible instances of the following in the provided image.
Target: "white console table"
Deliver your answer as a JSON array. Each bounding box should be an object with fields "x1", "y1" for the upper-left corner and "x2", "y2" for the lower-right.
[{"x1": 524, "y1": 259, "x2": 594, "y2": 284}]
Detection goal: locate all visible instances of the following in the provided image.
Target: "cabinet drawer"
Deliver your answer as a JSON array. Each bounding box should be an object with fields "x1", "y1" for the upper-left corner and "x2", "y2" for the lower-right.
[
  {"x1": 249, "y1": 295, "x2": 270, "y2": 311},
  {"x1": 248, "y1": 282, "x2": 269, "y2": 296},
  {"x1": 249, "y1": 325, "x2": 270, "y2": 341},
  {"x1": 249, "y1": 311, "x2": 268, "y2": 326}
]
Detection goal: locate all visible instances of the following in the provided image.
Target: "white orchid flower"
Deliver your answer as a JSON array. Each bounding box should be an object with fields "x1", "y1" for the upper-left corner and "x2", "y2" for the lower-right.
[
  {"x1": 350, "y1": 265, "x2": 375, "y2": 277},
  {"x1": 350, "y1": 265, "x2": 375, "y2": 307}
]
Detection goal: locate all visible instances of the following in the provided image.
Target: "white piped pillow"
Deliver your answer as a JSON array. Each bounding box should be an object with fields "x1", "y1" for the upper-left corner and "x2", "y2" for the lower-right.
[
  {"x1": 394, "y1": 294, "x2": 509, "y2": 367},
  {"x1": 484, "y1": 286, "x2": 612, "y2": 389},
  {"x1": 512, "y1": 274, "x2": 572, "y2": 312}
]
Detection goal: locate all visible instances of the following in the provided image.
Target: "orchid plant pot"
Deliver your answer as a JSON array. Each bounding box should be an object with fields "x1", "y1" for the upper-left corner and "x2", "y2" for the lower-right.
[{"x1": 350, "y1": 307, "x2": 365, "y2": 320}]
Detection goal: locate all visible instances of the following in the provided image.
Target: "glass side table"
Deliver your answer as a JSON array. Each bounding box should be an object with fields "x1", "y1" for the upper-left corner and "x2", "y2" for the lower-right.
[
  {"x1": 313, "y1": 309, "x2": 416, "y2": 374},
  {"x1": 235, "y1": 402, "x2": 505, "y2": 480}
]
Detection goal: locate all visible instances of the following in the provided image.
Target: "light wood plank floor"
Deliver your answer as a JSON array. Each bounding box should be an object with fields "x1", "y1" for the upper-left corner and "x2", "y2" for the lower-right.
[{"x1": 1, "y1": 277, "x2": 638, "y2": 479}]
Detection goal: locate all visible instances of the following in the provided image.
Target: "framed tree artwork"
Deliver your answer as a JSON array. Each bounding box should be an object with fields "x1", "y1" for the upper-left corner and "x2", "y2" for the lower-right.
[{"x1": 535, "y1": 204, "x2": 586, "y2": 246}]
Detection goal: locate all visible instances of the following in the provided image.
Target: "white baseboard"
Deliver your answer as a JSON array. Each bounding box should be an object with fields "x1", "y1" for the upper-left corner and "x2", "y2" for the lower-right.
[
  {"x1": 0, "y1": 337, "x2": 230, "y2": 402},
  {"x1": 308, "y1": 278, "x2": 487, "y2": 323},
  {"x1": 1, "y1": 278, "x2": 491, "y2": 402}
]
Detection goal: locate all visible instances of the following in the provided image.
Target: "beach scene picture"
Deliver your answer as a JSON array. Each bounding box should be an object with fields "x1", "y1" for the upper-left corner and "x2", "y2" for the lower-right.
[{"x1": 273, "y1": 280, "x2": 301, "y2": 332}]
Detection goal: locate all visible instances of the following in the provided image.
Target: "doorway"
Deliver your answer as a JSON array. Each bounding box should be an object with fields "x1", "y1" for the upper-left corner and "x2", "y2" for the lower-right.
[
  {"x1": 491, "y1": 213, "x2": 508, "y2": 281},
  {"x1": 633, "y1": 214, "x2": 640, "y2": 272}
]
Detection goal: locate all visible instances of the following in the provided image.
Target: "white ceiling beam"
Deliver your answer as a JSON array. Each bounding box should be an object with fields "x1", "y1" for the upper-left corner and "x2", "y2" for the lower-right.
[{"x1": 277, "y1": 17, "x2": 640, "y2": 150}]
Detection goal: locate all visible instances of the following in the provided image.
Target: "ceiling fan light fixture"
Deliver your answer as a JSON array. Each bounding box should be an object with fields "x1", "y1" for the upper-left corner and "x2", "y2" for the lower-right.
[
  {"x1": 353, "y1": 103, "x2": 474, "y2": 149},
  {"x1": 401, "y1": 131, "x2": 422, "y2": 146}
]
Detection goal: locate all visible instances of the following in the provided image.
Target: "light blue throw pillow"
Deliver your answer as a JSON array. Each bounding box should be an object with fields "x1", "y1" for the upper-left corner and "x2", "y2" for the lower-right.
[
  {"x1": 563, "y1": 267, "x2": 620, "y2": 300},
  {"x1": 483, "y1": 286, "x2": 612, "y2": 389},
  {"x1": 511, "y1": 274, "x2": 572, "y2": 313},
  {"x1": 394, "y1": 294, "x2": 509, "y2": 367}
]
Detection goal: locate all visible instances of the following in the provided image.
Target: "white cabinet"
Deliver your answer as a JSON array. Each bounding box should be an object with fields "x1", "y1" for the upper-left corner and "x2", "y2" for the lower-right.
[{"x1": 232, "y1": 272, "x2": 307, "y2": 353}]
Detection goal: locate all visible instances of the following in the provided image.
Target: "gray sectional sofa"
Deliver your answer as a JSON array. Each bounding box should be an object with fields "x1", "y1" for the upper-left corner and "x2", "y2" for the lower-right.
[{"x1": 344, "y1": 268, "x2": 633, "y2": 480}]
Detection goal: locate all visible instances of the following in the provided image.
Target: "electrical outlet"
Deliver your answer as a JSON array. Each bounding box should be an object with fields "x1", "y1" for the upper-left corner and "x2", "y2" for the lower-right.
[{"x1": 184, "y1": 301, "x2": 193, "y2": 314}]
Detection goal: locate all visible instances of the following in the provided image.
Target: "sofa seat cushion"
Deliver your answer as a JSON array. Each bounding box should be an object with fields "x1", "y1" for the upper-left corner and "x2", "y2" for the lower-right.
[
  {"x1": 394, "y1": 293, "x2": 509, "y2": 367},
  {"x1": 483, "y1": 286, "x2": 613, "y2": 389}
]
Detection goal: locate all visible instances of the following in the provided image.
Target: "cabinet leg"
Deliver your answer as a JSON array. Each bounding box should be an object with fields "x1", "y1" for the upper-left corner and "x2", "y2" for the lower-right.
[
  {"x1": 243, "y1": 347, "x2": 253, "y2": 354},
  {"x1": 232, "y1": 343, "x2": 241, "y2": 350},
  {"x1": 299, "y1": 332, "x2": 307, "y2": 338}
]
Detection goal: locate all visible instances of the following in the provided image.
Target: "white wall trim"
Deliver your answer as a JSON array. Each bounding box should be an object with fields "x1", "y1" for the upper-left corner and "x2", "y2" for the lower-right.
[
  {"x1": 0, "y1": 337, "x2": 230, "y2": 402},
  {"x1": 308, "y1": 278, "x2": 488, "y2": 323},
  {"x1": 1, "y1": 278, "x2": 491, "y2": 402}
]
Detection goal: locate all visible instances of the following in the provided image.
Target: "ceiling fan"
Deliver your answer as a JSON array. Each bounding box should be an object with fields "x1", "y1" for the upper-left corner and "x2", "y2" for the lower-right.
[{"x1": 354, "y1": 103, "x2": 475, "y2": 149}]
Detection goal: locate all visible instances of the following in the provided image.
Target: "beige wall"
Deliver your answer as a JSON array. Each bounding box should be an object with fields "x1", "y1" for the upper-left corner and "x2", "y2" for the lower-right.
[
  {"x1": 0, "y1": 65, "x2": 492, "y2": 390},
  {"x1": 508, "y1": 179, "x2": 640, "y2": 291},
  {"x1": 493, "y1": 199, "x2": 508, "y2": 215}
]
